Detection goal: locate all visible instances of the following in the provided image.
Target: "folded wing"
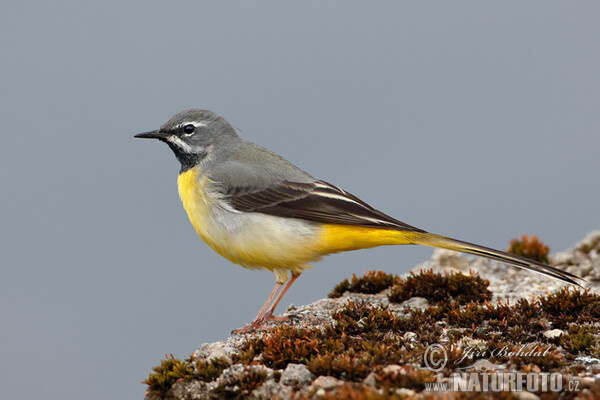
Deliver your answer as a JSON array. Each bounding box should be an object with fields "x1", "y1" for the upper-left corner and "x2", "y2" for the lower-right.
[{"x1": 224, "y1": 179, "x2": 426, "y2": 232}]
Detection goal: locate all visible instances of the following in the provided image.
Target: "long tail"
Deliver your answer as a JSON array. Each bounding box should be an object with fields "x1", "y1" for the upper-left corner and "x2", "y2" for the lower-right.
[{"x1": 409, "y1": 232, "x2": 583, "y2": 286}]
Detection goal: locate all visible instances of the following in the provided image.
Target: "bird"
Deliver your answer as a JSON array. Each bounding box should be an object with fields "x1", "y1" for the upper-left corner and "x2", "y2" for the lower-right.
[{"x1": 135, "y1": 109, "x2": 582, "y2": 332}]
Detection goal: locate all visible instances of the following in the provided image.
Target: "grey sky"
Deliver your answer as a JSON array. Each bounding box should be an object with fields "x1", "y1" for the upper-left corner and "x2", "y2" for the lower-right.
[{"x1": 1, "y1": 2, "x2": 598, "y2": 399}]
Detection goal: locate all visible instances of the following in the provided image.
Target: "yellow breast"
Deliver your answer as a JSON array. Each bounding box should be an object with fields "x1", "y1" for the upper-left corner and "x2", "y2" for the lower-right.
[
  {"x1": 177, "y1": 168, "x2": 214, "y2": 243},
  {"x1": 176, "y1": 168, "x2": 323, "y2": 272}
]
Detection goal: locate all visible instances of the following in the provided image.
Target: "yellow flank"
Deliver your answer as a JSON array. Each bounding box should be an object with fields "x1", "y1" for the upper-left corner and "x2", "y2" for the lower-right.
[
  {"x1": 317, "y1": 224, "x2": 421, "y2": 254},
  {"x1": 178, "y1": 168, "x2": 428, "y2": 275}
]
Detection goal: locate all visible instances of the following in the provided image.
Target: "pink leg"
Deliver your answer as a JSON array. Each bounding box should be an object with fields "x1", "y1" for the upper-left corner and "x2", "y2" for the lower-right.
[
  {"x1": 260, "y1": 272, "x2": 301, "y2": 322},
  {"x1": 232, "y1": 281, "x2": 283, "y2": 334}
]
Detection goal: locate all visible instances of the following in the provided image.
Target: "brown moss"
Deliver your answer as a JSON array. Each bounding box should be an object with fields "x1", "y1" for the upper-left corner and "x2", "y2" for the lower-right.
[
  {"x1": 306, "y1": 352, "x2": 372, "y2": 381},
  {"x1": 237, "y1": 324, "x2": 334, "y2": 369},
  {"x1": 374, "y1": 365, "x2": 437, "y2": 392},
  {"x1": 329, "y1": 270, "x2": 400, "y2": 298},
  {"x1": 237, "y1": 302, "x2": 413, "y2": 381},
  {"x1": 146, "y1": 272, "x2": 600, "y2": 397},
  {"x1": 300, "y1": 383, "x2": 403, "y2": 400},
  {"x1": 507, "y1": 234, "x2": 550, "y2": 263},
  {"x1": 538, "y1": 287, "x2": 600, "y2": 329},
  {"x1": 332, "y1": 300, "x2": 404, "y2": 336},
  {"x1": 388, "y1": 269, "x2": 492, "y2": 305}
]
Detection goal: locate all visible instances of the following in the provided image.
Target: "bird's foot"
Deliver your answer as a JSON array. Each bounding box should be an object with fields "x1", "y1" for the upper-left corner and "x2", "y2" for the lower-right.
[
  {"x1": 231, "y1": 313, "x2": 290, "y2": 334},
  {"x1": 260, "y1": 312, "x2": 289, "y2": 322},
  {"x1": 231, "y1": 321, "x2": 268, "y2": 334}
]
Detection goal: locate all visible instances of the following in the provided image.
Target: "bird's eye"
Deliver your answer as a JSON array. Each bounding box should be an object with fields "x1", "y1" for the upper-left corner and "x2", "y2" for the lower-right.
[{"x1": 183, "y1": 124, "x2": 196, "y2": 135}]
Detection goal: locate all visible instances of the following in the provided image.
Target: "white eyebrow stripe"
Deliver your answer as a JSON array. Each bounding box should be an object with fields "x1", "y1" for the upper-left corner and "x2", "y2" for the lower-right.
[{"x1": 179, "y1": 121, "x2": 208, "y2": 128}]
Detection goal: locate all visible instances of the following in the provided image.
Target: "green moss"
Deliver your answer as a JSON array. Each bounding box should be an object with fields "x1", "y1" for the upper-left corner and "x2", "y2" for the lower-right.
[
  {"x1": 144, "y1": 354, "x2": 230, "y2": 399},
  {"x1": 329, "y1": 270, "x2": 400, "y2": 298},
  {"x1": 194, "y1": 357, "x2": 231, "y2": 382},
  {"x1": 560, "y1": 325, "x2": 599, "y2": 355},
  {"x1": 388, "y1": 269, "x2": 492, "y2": 305},
  {"x1": 143, "y1": 355, "x2": 196, "y2": 399}
]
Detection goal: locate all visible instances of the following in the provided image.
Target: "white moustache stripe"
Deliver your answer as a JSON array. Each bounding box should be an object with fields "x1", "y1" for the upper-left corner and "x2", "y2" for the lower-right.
[{"x1": 167, "y1": 135, "x2": 202, "y2": 154}]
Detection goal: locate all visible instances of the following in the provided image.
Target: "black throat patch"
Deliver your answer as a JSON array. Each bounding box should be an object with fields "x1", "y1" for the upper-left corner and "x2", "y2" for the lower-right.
[{"x1": 164, "y1": 141, "x2": 206, "y2": 173}]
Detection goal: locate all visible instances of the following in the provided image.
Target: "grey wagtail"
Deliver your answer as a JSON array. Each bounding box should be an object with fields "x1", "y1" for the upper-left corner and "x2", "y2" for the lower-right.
[{"x1": 135, "y1": 109, "x2": 582, "y2": 332}]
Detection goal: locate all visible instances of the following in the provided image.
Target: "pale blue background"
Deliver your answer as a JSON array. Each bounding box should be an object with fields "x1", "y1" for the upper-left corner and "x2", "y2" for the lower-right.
[{"x1": 1, "y1": 2, "x2": 598, "y2": 399}]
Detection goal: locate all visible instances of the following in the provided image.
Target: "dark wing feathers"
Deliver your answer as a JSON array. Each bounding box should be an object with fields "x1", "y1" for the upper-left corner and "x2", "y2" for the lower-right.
[
  {"x1": 222, "y1": 179, "x2": 583, "y2": 286},
  {"x1": 225, "y1": 179, "x2": 426, "y2": 232}
]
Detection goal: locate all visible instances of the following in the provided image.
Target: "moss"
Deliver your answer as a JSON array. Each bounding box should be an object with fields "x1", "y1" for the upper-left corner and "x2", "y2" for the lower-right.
[
  {"x1": 332, "y1": 300, "x2": 404, "y2": 336},
  {"x1": 146, "y1": 272, "x2": 600, "y2": 397},
  {"x1": 329, "y1": 270, "x2": 400, "y2": 298},
  {"x1": 300, "y1": 383, "x2": 404, "y2": 400},
  {"x1": 236, "y1": 324, "x2": 337, "y2": 369},
  {"x1": 374, "y1": 365, "x2": 437, "y2": 392},
  {"x1": 306, "y1": 352, "x2": 372, "y2": 380},
  {"x1": 212, "y1": 367, "x2": 268, "y2": 399},
  {"x1": 194, "y1": 357, "x2": 231, "y2": 382},
  {"x1": 507, "y1": 234, "x2": 550, "y2": 263},
  {"x1": 237, "y1": 301, "x2": 426, "y2": 380},
  {"x1": 560, "y1": 325, "x2": 600, "y2": 356},
  {"x1": 237, "y1": 303, "x2": 412, "y2": 381},
  {"x1": 144, "y1": 354, "x2": 230, "y2": 399},
  {"x1": 538, "y1": 287, "x2": 600, "y2": 328},
  {"x1": 143, "y1": 355, "x2": 196, "y2": 399},
  {"x1": 388, "y1": 269, "x2": 492, "y2": 305},
  {"x1": 492, "y1": 343, "x2": 566, "y2": 372}
]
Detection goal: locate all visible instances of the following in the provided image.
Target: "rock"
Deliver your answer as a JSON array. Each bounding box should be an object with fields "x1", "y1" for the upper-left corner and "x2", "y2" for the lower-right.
[
  {"x1": 401, "y1": 297, "x2": 429, "y2": 310},
  {"x1": 362, "y1": 372, "x2": 377, "y2": 387},
  {"x1": 430, "y1": 248, "x2": 469, "y2": 271},
  {"x1": 252, "y1": 379, "x2": 291, "y2": 399},
  {"x1": 168, "y1": 380, "x2": 209, "y2": 400},
  {"x1": 395, "y1": 388, "x2": 417, "y2": 397},
  {"x1": 310, "y1": 376, "x2": 343, "y2": 391},
  {"x1": 215, "y1": 364, "x2": 273, "y2": 389},
  {"x1": 193, "y1": 340, "x2": 241, "y2": 363},
  {"x1": 382, "y1": 364, "x2": 403, "y2": 375},
  {"x1": 575, "y1": 356, "x2": 600, "y2": 364},
  {"x1": 543, "y1": 329, "x2": 564, "y2": 339},
  {"x1": 514, "y1": 391, "x2": 540, "y2": 400},
  {"x1": 281, "y1": 364, "x2": 314, "y2": 387},
  {"x1": 147, "y1": 231, "x2": 600, "y2": 400}
]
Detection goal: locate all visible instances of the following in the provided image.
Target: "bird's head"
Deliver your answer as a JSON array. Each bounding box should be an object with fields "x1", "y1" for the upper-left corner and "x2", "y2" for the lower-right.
[{"x1": 135, "y1": 109, "x2": 238, "y2": 172}]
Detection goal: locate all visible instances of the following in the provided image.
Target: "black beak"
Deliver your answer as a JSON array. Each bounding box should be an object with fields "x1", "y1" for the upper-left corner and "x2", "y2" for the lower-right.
[{"x1": 134, "y1": 130, "x2": 170, "y2": 140}]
